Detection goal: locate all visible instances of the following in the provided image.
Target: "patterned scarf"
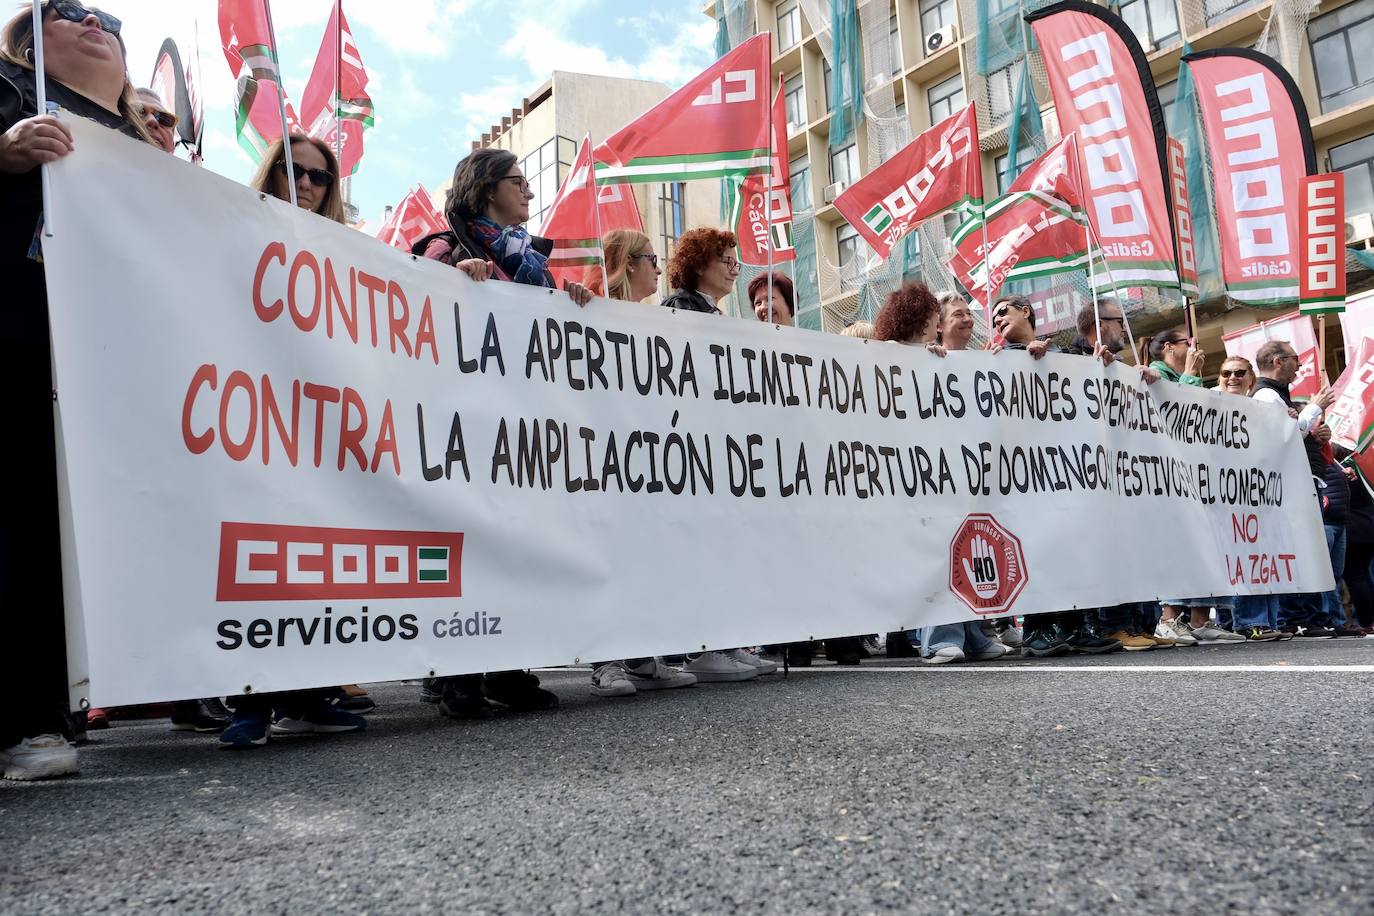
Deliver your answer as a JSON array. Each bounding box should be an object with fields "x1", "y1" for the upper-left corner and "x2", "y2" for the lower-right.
[{"x1": 466, "y1": 217, "x2": 552, "y2": 288}]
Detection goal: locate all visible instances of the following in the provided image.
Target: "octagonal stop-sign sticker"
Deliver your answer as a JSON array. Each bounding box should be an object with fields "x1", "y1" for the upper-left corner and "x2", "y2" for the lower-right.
[{"x1": 948, "y1": 513, "x2": 1028, "y2": 615}]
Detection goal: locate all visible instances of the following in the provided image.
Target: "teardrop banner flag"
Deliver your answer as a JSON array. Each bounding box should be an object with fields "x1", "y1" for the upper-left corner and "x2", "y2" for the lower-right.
[
  {"x1": 1299, "y1": 173, "x2": 1346, "y2": 314},
  {"x1": 542, "y1": 138, "x2": 644, "y2": 287},
  {"x1": 594, "y1": 33, "x2": 772, "y2": 185},
  {"x1": 732, "y1": 78, "x2": 795, "y2": 266},
  {"x1": 1027, "y1": 1, "x2": 1178, "y2": 291},
  {"x1": 1182, "y1": 48, "x2": 1317, "y2": 307},
  {"x1": 833, "y1": 103, "x2": 982, "y2": 262}
]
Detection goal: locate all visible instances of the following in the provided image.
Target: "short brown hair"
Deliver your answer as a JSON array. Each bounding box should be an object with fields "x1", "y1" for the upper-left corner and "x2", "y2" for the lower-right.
[
  {"x1": 667, "y1": 227, "x2": 736, "y2": 291},
  {"x1": 746, "y1": 272, "x2": 795, "y2": 318},
  {"x1": 1254, "y1": 340, "x2": 1291, "y2": 371},
  {"x1": 444, "y1": 148, "x2": 518, "y2": 226},
  {"x1": 875, "y1": 282, "x2": 941, "y2": 343}
]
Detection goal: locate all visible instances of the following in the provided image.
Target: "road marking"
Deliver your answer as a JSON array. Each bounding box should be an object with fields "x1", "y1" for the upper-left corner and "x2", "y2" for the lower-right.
[{"x1": 780, "y1": 664, "x2": 1374, "y2": 673}]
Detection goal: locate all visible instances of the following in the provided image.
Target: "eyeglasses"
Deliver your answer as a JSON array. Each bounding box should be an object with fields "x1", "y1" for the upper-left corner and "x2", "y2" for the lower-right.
[
  {"x1": 499, "y1": 175, "x2": 531, "y2": 193},
  {"x1": 993, "y1": 303, "x2": 1024, "y2": 320},
  {"x1": 631, "y1": 252, "x2": 659, "y2": 268},
  {"x1": 1219, "y1": 369, "x2": 1251, "y2": 379},
  {"x1": 48, "y1": 0, "x2": 120, "y2": 35},
  {"x1": 1277, "y1": 354, "x2": 1300, "y2": 363},
  {"x1": 719, "y1": 256, "x2": 741, "y2": 271},
  {"x1": 275, "y1": 159, "x2": 334, "y2": 189},
  {"x1": 143, "y1": 107, "x2": 177, "y2": 130},
  {"x1": 1101, "y1": 315, "x2": 1125, "y2": 324},
  {"x1": 1163, "y1": 337, "x2": 1189, "y2": 346}
]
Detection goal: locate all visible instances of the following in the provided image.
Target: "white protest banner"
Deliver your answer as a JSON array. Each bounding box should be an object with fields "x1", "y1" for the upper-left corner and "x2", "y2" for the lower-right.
[{"x1": 45, "y1": 119, "x2": 1331, "y2": 707}]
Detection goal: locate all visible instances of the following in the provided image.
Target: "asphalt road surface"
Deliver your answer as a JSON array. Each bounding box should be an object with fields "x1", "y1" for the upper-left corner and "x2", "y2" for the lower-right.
[{"x1": 4, "y1": 639, "x2": 1373, "y2": 914}]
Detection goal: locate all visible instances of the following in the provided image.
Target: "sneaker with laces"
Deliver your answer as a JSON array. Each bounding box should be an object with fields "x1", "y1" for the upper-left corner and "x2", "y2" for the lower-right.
[
  {"x1": 998, "y1": 627, "x2": 1024, "y2": 649},
  {"x1": 724, "y1": 648, "x2": 777, "y2": 675},
  {"x1": 1023, "y1": 627, "x2": 1072, "y2": 657},
  {"x1": 219, "y1": 712, "x2": 270, "y2": 749},
  {"x1": 589, "y1": 663, "x2": 636, "y2": 697},
  {"x1": 272, "y1": 702, "x2": 367, "y2": 735},
  {"x1": 1243, "y1": 626, "x2": 1281, "y2": 641},
  {"x1": 485, "y1": 671, "x2": 560, "y2": 711},
  {"x1": 419, "y1": 678, "x2": 442, "y2": 703},
  {"x1": 684, "y1": 651, "x2": 760, "y2": 682},
  {"x1": 1155, "y1": 618, "x2": 1198, "y2": 646},
  {"x1": 1, "y1": 734, "x2": 78, "y2": 780},
  {"x1": 438, "y1": 678, "x2": 495, "y2": 719},
  {"x1": 624, "y1": 658, "x2": 697, "y2": 690},
  {"x1": 170, "y1": 698, "x2": 231, "y2": 733},
  {"x1": 1104, "y1": 630, "x2": 1156, "y2": 651},
  {"x1": 1297, "y1": 625, "x2": 1337, "y2": 639},
  {"x1": 922, "y1": 646, "x2": 965, "y2": 664},
  {"x1": 968, "y1": 641, "x2": 1013, "y2": 661},
  {"x1": 1190, "y1": 622, "x2": 1245, "y2": 644},
  {"x1": 1066, "y1": 623, "x2": 1123, "y2": 655}
]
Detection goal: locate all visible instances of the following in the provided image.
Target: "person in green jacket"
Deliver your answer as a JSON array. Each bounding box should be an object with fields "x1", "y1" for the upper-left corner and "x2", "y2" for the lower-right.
[{"x1": 1148, "y1": 329, "x2": 1206, "y2": 386}]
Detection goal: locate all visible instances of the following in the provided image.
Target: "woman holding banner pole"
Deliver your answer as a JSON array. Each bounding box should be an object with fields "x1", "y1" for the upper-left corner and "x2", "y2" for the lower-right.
[{"x1": 0, "y1": 0, "x2": 154, "y2": 779}]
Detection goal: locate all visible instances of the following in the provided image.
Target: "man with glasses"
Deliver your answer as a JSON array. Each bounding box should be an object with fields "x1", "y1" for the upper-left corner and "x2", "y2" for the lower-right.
[
  {"x1": 1237, "y1": 341, "x2": 1342, "y2": 639},
  {"x1": 134, "y1": 87, "x2": 176, "y2": 154}
]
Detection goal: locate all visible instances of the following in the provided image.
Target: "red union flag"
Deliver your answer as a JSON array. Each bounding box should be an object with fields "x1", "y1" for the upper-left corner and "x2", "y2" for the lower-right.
[
  {"x1": 732, "y1": 79, "x2": 795, "y2": 265},
  {"x1": 1221, "y1": 310, "x2": 1323, "y2": 399},
  {"x1": 1299, "y1": 173, "x2": 1346, "y2": 314},
  {"x1": 541, "y1": 137, "x2": 644, "y2": 287},
  {"x1": 594, "y1": 33, "x2": 772, "y2": 185},
  {"x1": 833, "y1": 103, "x2": 981, "y2": 261},
  {"x1": 377, "y1": 186, "x2": 445, "y2": 251},
  {"x1": 1183, "y1": 48, "x2": 1317, "y2": 306},
  {"x1": 299, "y1": 3, "x2": 374, "y2": 176},
  {"x1": 1027, "y1": 1, "x2": 1178, "y2": 290},
  {"x1": 1167, "y1": 137, "x2": 1200, "y2": 299},
  {"x1": 218, "y1": 0, "x2": 299, "y2": 162},
  {"x1": 216, "y1": 522, "x2": 463, "y2": 601},
  {"x1": 1326, "y1": 335, "x2": 1374, "y2": 452}
]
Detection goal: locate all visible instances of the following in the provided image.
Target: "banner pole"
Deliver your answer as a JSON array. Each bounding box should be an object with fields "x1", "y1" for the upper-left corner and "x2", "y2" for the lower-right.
[
  {"x1": 334, "y1": 0, "x2": 342, "y2": 171},
  {"x1": 31, "y1": 0, "x2": 54, "y2": 237},
  {"x1": 1075, "y1": 163, "x2": 1102, "y2": 351},
  {"x1": 262, "y1": 0, "x2": 297, "y2": 209},
  {"x1": 1087, "y1": 220, "x2": 1141, "y2": 363},
  {"x1": 766, "y1": 76, "x2": 776, "y2": 323},
  {"x1": 980, "y1": 205, "x2": 991, "y2": 341},
  {"x1": 1318, "y1": 313, "x2": 1328, "y2": 385},
  {"x1": 587, "y1": 134, "x2": 607, "y2": 294}
]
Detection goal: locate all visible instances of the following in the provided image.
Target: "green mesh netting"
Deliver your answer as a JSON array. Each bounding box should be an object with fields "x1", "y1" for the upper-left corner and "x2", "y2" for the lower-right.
[
  {"x1": 1003, "y1": 60, "x2": 1044, "y2": 188},
  {"x1": 828, "y1": 0, "x2": 864, "y2": 147},
  {"x1": 978, "y1": 0, "x2": 1028, "y2": 75}
]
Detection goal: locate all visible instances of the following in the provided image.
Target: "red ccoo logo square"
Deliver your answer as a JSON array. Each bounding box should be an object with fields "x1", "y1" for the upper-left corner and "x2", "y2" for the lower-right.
[{"x1": 216, "y1": 522, "x2": 463, "y2": 602}]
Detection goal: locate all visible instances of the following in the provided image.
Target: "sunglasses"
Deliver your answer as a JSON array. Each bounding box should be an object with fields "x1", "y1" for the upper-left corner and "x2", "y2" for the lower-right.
[
  {"x1": 276, "y1": 159, "x2": 335, "y2": 189},
  {"x1": 993, "y1": 303, "x2": 1024, "y2": 320},
  {"x1": 631, "y1": 252, "x2": 659, "y2": 268},
  {"x1": 48, "y1": 0, "x2": 121, "y2": 35},
  {"x1": 143, "y1": 108, "x2": 177, "y2": 130},
  {"x1": 1219, "y1": 369, "x2": 1250, "y2": 379}
]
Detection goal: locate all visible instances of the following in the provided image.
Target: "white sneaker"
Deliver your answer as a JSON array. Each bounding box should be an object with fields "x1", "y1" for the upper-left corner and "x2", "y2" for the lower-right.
[
  {"x1": 684, "y1": 651, "x2": 760, "y2": 682},
  {"x1": 1191, "y1": 622, "x2": 1245, "y2": 644},
  {"x1": 723, "y1": 648, "x2": 777, "y2": 675},
  {"x1": 589, "y1": 663, "x2": 636, "y2": 697},
  {"x1": 1155, "y1": 617, "x2": 1198, "y2": 646},
  {"x1": 968, "y1": 641, "x2": 1012, "y2": 661},
  {"x1": 625, "y1": 657, "x2": 697, "y2": 690},
  {"x1": 1, "y1": 734, "x2": 78, "y2": 781},
  {"x1": 999, "y1": 627, "x2": 1024, "y2": 648},
  {"x1": 862, "y1": 636, "x2": 884, "y2": 656},
  {"x1": 921, "y1": 646, "x2": 965, "y2": 664}
]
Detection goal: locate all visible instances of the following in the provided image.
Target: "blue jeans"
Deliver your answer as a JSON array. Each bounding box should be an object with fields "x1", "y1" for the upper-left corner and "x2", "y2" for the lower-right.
[
  {"x1": 1234, "y1": 594, "x2": 1281, "y2": 630},
  {"x1": 919, "y1": 621, "x2": 995, "y2": 657},
  {"x1": 1282, "y1": 525, "x2": 1347, "y2": 629},
  {"x1": 1099, "y1": 602, "x2": 1155, "y2": 633}
]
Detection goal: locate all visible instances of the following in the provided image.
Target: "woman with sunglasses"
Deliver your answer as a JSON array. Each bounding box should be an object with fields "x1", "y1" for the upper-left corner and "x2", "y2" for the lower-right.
[
  {"x1": 584, "y1": 229, "x2": 660, "y2": 302},
  {"x1": 1147, "y1": 330, "x2": 1205, "y2": 386},
  {"x1": 1216, "y1": 355, "x2": 1255, "y2": 396},
  {"x1": 250, "y1": 134, "x2": 346, "y2": 223},
  {"x1": 0, "y1": 1, "x2": 155, "y2": 781}
]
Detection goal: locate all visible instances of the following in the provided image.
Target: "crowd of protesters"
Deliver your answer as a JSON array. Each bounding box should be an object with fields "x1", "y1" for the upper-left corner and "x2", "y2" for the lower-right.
[{"x1": 2, "y1": 2, "x2": 1370, "y2": 782}]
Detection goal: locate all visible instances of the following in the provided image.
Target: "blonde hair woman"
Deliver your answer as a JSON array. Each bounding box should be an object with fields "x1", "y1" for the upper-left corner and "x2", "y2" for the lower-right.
[
  {"x1": 585, "y1": 229, "x2": 660, "y2": 302},
  {"x1": 249, "y1": 134, "x2": 346, "y2": 224}
]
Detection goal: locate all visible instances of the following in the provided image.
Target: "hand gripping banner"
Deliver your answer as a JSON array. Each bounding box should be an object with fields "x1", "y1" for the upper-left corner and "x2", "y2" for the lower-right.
[
  {"x1": 594, "y1": 33, "x2": 771, "y2": 185},
  {"x1": 833, "y1": 103, "x2": 982, "y2": 262},
  {"x1": 1182, "y1": 48, "x2": 1318, "y2": 307},
  {"x1": 1027, "y1": 1, "x2": 1178, "y2": 291}
]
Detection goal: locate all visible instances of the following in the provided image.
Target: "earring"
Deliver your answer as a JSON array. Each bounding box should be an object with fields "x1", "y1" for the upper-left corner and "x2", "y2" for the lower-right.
[{"x1": 25, "y1": 47, "x2": 35, "y2": 64}]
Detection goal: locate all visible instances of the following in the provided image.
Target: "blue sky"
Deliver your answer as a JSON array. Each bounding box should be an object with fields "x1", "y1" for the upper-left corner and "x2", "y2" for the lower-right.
[{"x1": 113, "y1": 0, "x2": 717, "y2": 230}]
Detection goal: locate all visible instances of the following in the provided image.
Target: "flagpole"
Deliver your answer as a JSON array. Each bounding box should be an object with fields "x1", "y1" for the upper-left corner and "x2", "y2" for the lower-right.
[
  {"x1": 1071, "y1": 159, "x2": 1102, "y2": 352},
  {"x1": 262, "y1": 0, "x2": 297, "y2": 208},
  {"x1": 980, "y1": 203, "x2": 990, "y2": 341},
  {"x1": 334, "y1": 0, "x2": 342, "y2": 170},
  {"x1": 766, "y1": 77, "x2": 776, "y2": 323},
  {"x1": 31, "y1": 0, "x2": 54, "y2": 237},
  {"x1": 1087, "y1": 220, "x2": 1142, "y2": 364},
  {"x1": 586, "y1": 134, "x2": 607, "y2": 295}
]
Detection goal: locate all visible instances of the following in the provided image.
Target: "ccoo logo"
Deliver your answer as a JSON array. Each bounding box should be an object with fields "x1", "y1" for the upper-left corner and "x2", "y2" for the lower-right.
[{"x1": 948, "y1": 513, "x2": 1028, "y2": 615}]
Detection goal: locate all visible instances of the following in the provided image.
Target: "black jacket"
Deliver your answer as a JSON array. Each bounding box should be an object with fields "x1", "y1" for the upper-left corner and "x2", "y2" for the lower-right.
[
  {"x1": 660, "y1": 287, "x2": 721, "y2": 315},
  {"x1": 1255, "y1": 377, "x2": 1350, "y2": 525},
  {"x1": 412, "y1": 225, "x2": 556, "y2": 287}
]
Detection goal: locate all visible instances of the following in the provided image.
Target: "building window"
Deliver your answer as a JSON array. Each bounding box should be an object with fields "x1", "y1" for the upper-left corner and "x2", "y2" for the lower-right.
[
  {"x1": 928, "y1": 73, "x2": 965, "y2": 124},
  {"x1": 790, "y1": 154, "x2": 812, "y2": 210},
  {"x1": 1155, "y1": 79, "x2": 1179, "y2": 132},
  {"x1": 986, "y1": 65, "x2": 1015, "y2": 121},
  {"x1": 777, "y1": 1, "x2": 802, "y2": 52},
  {"x1": 785, "y1": 72, "x2": 805, "y2": 130},
  {"x1": 660, "y1": 181, "x2": 686, "y2": 259},
  {"x1": 520, "y1": 135, "x2": 574, "y2": 232},
  {"x1": 920, "y1": 0, "x2": 955, "y2": 41},
  {"x1": 1310, "y1": 0, "x2": 1374, "y2": 114},
  {"x1": 1204, "y1": 0, "x2": 1261, "y2": 25},
  {"x1": 837, "y1": 222, "x2": 860, "y2": 268},
  {"x1": 823, "y1": 60, "x2": 833, "y2": 112},
  {"x1": 995, "y1": 145, "x2": 1039, "y2": 193},
  {"x1": 830, "y1": 142, "x2": 860, "y2": 186},
  {"x1": 1116, "y1": 0, "x2": 1180, "y2": 51},
  {"x1": 1331, "y1": 133, "x2": 1374, "y2": 219},
  {"x1": 889, "y1": 14, "x2": 902, "y2": 76}
]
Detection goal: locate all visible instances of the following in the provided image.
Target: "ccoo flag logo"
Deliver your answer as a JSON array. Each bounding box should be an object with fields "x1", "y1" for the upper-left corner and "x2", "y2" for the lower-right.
[{"x1": 217, "y1": 522, "x2": 464, "y2": 601}]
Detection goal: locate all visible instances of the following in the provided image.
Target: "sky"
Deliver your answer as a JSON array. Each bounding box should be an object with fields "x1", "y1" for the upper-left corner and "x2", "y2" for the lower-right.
[{"x1": 106, "y1": 0, "x2": 717, "y2": 231}]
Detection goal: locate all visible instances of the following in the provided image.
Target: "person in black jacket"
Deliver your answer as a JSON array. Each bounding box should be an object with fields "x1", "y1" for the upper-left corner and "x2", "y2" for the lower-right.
[
  {"x1": 660, "y1": 227, "x2": 738, "y2": 314},
  {"x1": 1341, "y1": 458, "x2": 1374, "y2": 631}
]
